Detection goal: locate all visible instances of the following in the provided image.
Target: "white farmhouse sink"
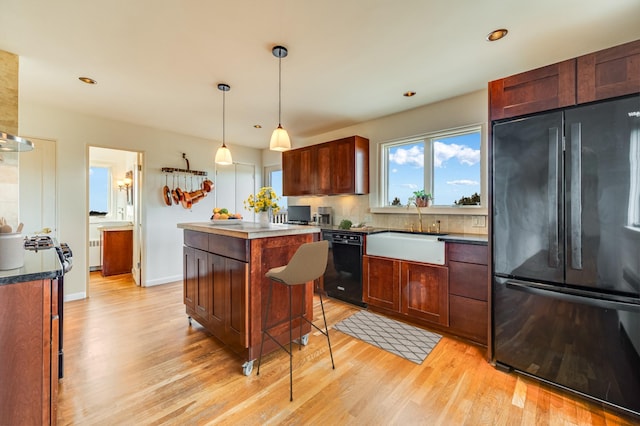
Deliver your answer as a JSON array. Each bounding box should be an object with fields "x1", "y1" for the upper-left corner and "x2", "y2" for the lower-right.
[{"x1": 366, "y1": 232, "x2": 445, "y2": 265}]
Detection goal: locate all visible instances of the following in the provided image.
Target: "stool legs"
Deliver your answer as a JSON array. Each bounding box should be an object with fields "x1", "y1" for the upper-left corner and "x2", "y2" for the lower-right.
[{"x1": 257, "y1": 280, "x2": 335, "y2": 401}]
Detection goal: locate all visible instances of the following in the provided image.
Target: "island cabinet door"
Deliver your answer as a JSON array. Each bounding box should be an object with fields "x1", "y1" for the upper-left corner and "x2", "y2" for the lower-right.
[
  {"x1": 209, "y1": 253, "x2": 226, "y2": 334},
  {"x1": 363, "y1": 255, "x2": 400, "y2": 312},
  {"x1": 225, "y1": 258, "x2": 249, "y2": 348},
  {"x1": 401, "y1": 261, "x2": 449, "y2": 326},
  {"x1": 183, "y1": 247, "x2": 197, "y2": 310}
]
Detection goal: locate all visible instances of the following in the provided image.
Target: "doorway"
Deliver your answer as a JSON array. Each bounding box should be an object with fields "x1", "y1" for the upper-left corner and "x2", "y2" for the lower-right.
[{"x1": 88, "y1": 147, "x2": 143, "y2": 287}]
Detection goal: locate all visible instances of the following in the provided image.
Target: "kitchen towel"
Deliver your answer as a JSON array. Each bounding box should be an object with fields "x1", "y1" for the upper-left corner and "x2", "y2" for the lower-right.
[{"x1": 334, "y1": 310, "x2": 441, "y2": 364}]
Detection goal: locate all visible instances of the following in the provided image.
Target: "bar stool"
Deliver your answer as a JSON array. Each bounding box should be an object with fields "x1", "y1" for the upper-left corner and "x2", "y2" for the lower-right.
[{"x1": 256, "y1": 240, "x2": 335, "y2": 401}]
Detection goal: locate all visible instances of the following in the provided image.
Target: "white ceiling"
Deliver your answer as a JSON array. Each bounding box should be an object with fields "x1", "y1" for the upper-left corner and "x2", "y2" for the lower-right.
[{"x1": 2, "y1": 0, "x2": 640, "y2": 149}]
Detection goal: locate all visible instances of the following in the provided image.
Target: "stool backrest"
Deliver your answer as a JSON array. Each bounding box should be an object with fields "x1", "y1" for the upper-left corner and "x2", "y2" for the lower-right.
[{"x1": 277, "y1": 240, "x2": 329, "y2": 285}]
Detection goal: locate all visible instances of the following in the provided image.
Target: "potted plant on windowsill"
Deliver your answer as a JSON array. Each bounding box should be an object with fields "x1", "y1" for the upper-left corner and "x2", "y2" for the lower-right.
[{"x1": 410, "y1": 190, "x2": 433, "y2": 208}]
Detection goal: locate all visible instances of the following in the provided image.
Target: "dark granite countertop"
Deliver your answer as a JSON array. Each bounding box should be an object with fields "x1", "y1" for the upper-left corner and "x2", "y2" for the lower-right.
[{"x1": 0, "y1": 248, "x2": 63, "y2": 285}]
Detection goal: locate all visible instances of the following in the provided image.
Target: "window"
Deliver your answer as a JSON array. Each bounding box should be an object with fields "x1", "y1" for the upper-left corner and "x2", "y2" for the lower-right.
[
  {"x1": 89, "y1": 166, "x2": 111, "y2": 213},
  {"x1": 264, "y1": 165, "x2": 287, "y2": 209},
  {"x1": 382, "y1": 126, "x2": 482, "y2": 207}
]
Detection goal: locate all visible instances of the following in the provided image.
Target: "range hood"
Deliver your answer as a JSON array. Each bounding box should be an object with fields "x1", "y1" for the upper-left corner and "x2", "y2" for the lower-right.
[{"x1": 0, "y1": 132, "x2": 33, "y2": 152}]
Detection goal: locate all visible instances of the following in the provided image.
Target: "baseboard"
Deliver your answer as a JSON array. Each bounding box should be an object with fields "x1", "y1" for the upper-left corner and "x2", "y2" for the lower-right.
[
  {"x1": 144, "y1": 274, "x2": 183, "y2": 287},
  {"x1": 64, "y1": 292, "x2": 86, "y2": 302}
]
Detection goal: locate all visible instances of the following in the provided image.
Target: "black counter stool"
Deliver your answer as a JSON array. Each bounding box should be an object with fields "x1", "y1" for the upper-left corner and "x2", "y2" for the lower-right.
[{"x1": 256, "y1": 240, "x2": 334, "y2": 401}]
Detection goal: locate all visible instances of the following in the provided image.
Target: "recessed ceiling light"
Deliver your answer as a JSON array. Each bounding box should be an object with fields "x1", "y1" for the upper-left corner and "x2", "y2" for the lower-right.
[
  {"x1": 254, "y1": 124, "x2": 262, "y2": 129},
  {"x1": 403, "y1": 91, "x2": 416, "y2": 97},
  {"x1": 79, "y1": 76, "x2": 97, "y2": 85},
  {"x1": 486, "y1": 29, "x2": 508, "y2": 42}
]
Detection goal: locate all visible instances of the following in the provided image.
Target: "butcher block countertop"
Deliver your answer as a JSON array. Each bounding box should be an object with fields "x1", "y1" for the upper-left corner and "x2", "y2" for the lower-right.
[{"x1": 177, "y1": 221, "x2": 320, "y2": 239}]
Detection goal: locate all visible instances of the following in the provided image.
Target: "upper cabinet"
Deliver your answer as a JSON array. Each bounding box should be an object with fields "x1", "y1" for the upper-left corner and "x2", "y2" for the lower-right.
[
  {"x1": 282, "y1": 135, "x2": 369, "y2": 196},
  {"x1": 489, "y1": 39, "x2": 640, "y2": 121},
  {"x1": 577, "y1": 39, "x2": 640, "y2": 104},
  {"x1": 489, "y1": 59, "x2": 576, "y2": 120}
]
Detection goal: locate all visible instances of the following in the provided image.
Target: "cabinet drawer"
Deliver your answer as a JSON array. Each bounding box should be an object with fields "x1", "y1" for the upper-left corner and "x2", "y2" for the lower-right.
[
  {"x1": 184, "y1": 230, "x2": 208, "y2": 251},
  {"x1": 209, "y1": 234, "x2": 249, "y2": 262},
  {"x1": 449, "y1": 295, "x2": 488, "y2": 344},
  {"x1": 449, "y1": 261, "x2": 488, "y2": 301},
  {"x1": 447, "y1": 243, "x2": 488, "y2": 265}
]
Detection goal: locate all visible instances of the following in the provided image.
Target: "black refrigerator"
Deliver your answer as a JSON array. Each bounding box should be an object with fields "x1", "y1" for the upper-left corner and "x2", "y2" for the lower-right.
[{"x1": 492, "y1": 94, "x2": 640, "y2": 417}]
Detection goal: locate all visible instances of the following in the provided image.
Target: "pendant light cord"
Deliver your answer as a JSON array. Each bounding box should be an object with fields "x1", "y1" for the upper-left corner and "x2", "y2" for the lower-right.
[
  {"x1": 222, "y1": 89, "x2": 226, "y2": 147},
  {"x1": 278, "y1": 54, "x2": 282, "y2": 126}
]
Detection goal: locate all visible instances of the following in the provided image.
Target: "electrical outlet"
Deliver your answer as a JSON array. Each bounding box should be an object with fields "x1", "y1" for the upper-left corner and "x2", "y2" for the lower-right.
[{"x1": 471, "y1": 216, "x2": 486, "y2": 227}]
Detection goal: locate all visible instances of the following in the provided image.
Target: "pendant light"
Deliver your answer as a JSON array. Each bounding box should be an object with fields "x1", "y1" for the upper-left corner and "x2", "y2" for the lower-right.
[
  {"x1": 269, "y1": 45, "x2": 291, "y2": 151},
  {"x1": 215, "y1": 83, "x2": 233, "y2": 165}
]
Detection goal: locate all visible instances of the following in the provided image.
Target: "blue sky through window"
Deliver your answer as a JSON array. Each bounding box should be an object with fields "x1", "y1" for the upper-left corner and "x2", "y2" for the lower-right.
[
  {"x1": 89, "y1": 166, "x2": 109, "y2": 212},
  {"x1": 387, "y1": 131, "x2": 481, "y2": 206}
]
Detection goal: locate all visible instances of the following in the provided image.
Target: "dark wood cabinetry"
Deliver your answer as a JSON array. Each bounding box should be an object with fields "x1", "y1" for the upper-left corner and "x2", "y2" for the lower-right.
[
  {"x1": 447, "y1": 243, "x2": 488, "y2": 345},
  {"x1": 402, "y1": 261, "x2": 449, "y2": 326},
  {"x1": 282, "y1": 146, "x2": 313, "y2": 196},
  {"x1": 101, "y1": 229, "x2": 133, "y2": 276},
  {"x1": 489, "y1": 59, "x2": 576, "y2": 120},
  {"x1": 363, "y1": 241, "x2": 488, "y2": 344},
  {"x1": 490, "y1": 39, "x2": 640, "y2": 121},
  {"x1": 282, "y1": 135, "x2": 369, "y2": 196},
  {"x1": 363, "y1": 255, "x2": 448, "y2": 327},
  {"x1": 363, "y1": 255, "x2": 400, "y2": 311},
  {"x1": 577, "y1": 39, "x2": 640, "y2": 103},
  {"x1": 0, "y1": 279, "x2": 59, "y2": 425},
  {"x1": 183, "y1": 232, "x2": 248, "y2": 352},
  {"x1": 182, "y1": 229, "x2": 315, "y2": 373}
]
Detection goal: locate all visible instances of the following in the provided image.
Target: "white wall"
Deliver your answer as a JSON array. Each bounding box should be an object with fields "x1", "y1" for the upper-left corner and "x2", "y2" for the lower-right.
[{"x1": 20, "y1": 102, "x2": 262, "y2": 299}]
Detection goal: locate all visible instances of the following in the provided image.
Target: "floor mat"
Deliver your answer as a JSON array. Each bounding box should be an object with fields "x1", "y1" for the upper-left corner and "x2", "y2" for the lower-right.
[{"x1": 334, "y1": 310, "x2": 442, "y2": 364}]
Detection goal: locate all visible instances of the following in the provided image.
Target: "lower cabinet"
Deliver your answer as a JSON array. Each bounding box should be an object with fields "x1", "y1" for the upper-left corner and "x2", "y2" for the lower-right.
[
  {"x1": 447, "y1": 243, "x2": 488, "y2": 345},
  {"x1": 363, "y1": 255, "x2": 448, "y2": 326},
  {"x1": 0, "y1": 279, "x2": 59, "y2": 425},
  {"x1": 184, "y1": 246, "x2": 248, "y2": 349},
  {"x1": 363, "y1": 242, "x2": 488, "y2": 346}
]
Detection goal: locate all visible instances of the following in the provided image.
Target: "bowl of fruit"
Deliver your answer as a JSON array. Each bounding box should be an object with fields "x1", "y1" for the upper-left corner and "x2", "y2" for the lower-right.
[{"x1": 210, "y1": 208, "x2": 243, "y2": 224}]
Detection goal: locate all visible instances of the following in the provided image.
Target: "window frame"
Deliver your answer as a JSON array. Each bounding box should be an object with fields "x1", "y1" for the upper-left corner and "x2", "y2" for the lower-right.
[{"x1": 373, "y1": 123, "x2": 487, "y2": 215}]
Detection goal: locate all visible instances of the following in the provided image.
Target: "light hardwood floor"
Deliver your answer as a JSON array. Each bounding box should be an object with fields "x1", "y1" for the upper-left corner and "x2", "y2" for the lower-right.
[{"x1": 57, "y1": 273, "x2": 637, "y2": 425}]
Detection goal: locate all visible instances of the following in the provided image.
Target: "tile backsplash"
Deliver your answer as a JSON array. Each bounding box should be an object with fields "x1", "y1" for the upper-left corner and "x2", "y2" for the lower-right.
[{"x1": 289, "y1": 194, "x2": 488, "y2": 234}]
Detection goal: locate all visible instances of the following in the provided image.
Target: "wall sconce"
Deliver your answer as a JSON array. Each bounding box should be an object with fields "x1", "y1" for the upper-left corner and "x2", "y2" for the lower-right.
[{"x1": 117, "y1": 171, "x2": 133, "y2": 204}]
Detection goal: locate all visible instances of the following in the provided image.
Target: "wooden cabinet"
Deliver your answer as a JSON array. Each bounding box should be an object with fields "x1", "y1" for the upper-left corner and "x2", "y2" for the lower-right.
[
  {"x1": 447, "y1": 243, "x2": 488, "y2": 345},
  {"x1": 0, "y1": 279, "x2": 59, "y2": 425},
  {"x1": 577, "y1": 39, "x2": 640, "y2": 104},
  {"x1": 402, "y1": 261, "x2": 449, "y2": 326},
  {"x1": 282, "y1": 146, "x2": 313, "y2": 196},
  {"x1": 489, "y1": 59, "x2": 576, "y2": 120},
  {"x1": 183, "y1": 246, "x2": 210, "y2": 319},
  {"x1": 490, "y1": 39, "x2": 640, "y2": 121},
  {"x1": 183, "y1": 234, "x2": 248, "y2": 350},
  {"x1": 363, "y1": 255, "x2": 448, "y2": 327},
  {"x1": 363, "y1": 255, "x2": 400, "y2": 311},
  {"x1": 282, "y1": 135, "x2": 369, "y2": 196},
  {"x1": 101, "y1": 229, "x2": 133, "y2": 276}
]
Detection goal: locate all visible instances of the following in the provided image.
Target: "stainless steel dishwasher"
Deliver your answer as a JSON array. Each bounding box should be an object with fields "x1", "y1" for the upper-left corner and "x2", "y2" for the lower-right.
[{"x1": 321, "y1": 230, "x2": 366, "y2": 307}]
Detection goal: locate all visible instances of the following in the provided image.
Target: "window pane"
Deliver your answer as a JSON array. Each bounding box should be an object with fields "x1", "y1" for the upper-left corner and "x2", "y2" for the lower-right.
[
  {"x1": 387, "y1": 141, "x2": 425, "y2": 205},
  {"x1": 432, "y1": 131, "x2": 481, "y2": 206},
  {"x1": 89, "y1": 166, "x2": 110, "y2": 212},
  {"x1": 268, "y1": 168, "x2": 287, "y2": 208}
]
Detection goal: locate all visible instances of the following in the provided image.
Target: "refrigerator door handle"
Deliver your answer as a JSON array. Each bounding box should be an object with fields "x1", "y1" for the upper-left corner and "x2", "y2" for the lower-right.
[
  {"x1": 570, "y1": 122, "x2": 583, "y2": 270},
  {"x1": 505, "y1": 279, "x2": 640, "y2": 313},
  {"x1": 548, "y1": 127, "x2": 560, "y2": 268}
]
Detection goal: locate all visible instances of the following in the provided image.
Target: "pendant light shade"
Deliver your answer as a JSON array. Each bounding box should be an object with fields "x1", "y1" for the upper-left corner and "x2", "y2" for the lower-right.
[
  {"x1": 215, "y1": 83, "x2": 233, "y2": 165},
  {"x1": 269, "y1": 45, "x2": 291, "y2": 152}
]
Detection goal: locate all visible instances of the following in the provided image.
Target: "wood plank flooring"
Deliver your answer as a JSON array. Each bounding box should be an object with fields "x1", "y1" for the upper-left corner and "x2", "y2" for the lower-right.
[{"x1": 56, "y1": 272, "x2": 638, "y2": 425}]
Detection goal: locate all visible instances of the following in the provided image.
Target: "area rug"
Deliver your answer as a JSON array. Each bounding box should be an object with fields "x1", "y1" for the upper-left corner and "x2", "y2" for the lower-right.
[{"x1": 334, "y1": 310, "x2": 441, "y2": 364}]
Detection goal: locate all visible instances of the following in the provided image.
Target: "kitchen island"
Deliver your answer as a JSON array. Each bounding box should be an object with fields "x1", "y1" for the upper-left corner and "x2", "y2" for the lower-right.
[{"x1": 177, "y1": 221, "x2": 321, "y2": 375}]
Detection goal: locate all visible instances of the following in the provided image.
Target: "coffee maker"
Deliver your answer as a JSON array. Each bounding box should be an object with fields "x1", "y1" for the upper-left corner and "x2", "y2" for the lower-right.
[{"x1": 316, "y1": 206, "x2": 332, "y2": 226}]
